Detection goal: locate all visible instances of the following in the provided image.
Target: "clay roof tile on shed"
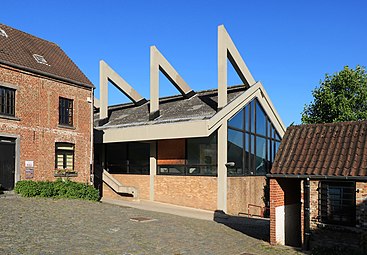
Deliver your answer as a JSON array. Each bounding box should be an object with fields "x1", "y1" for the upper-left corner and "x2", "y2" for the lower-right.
[
  {"x1": 0, "y1": 23, "x2": 93, "y2": 88},
  {"x1": 271, "y1": 120, "x2": 367, "y2": 178}
]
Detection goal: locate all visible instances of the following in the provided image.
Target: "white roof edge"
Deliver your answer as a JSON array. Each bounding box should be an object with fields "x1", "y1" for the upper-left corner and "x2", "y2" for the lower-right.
[{"x1": 100, "y1": 82, "x2": 286, "y2": 142}]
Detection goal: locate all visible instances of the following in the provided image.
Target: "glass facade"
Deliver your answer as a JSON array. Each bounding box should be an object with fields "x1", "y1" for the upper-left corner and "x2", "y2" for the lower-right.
[
  {"x1": 105, "y1": 142, "x2": 150, "y2": 174},
  {"x1": 158, "y1": 132, "x2": 217, "y2": 176},
  {"x1": 227, "y1": 99, "x2": 281, "y2": 176}
]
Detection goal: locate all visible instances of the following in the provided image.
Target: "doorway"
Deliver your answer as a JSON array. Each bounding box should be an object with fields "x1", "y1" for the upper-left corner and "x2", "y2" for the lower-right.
[{"x1": 0, "y1": 137, "x2": 16, "y2": 190}]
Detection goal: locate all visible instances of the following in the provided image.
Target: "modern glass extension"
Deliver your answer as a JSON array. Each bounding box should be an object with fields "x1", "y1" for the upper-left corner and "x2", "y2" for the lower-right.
[
  {"x1": 227, "y1": 99, "x2": 281, "y2": 176},
  {"x1": 105, "y1": 142, "x2": 150, "y2": 174},
  {"x1": 158, "y1": 133, "x2": 218, "y2": 176}
]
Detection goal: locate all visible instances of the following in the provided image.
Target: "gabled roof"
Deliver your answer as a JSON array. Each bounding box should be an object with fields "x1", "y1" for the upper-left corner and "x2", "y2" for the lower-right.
[
  {"x1": 271, "y1": 121, "x2": 367, "y2": 178},
  {"x1": 95, "y1": 85, "x2": 247, "y2": 129},
  {"x1": 0, "y1": 23, "x2": 93, "y2": 88}
]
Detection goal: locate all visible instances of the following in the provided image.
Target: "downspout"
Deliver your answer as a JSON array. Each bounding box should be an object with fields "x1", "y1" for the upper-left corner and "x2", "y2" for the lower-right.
[
  {"x1": 90, "y1": 88, "x2": 94, "y2": 185},
  {"x1": 303, "y1": 178, "x2": 311, "y2": 250}
]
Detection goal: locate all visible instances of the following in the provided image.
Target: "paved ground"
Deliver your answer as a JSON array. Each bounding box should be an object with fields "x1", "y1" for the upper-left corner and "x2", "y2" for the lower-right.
[{"x1": 0, "y1": 195, "x2": 304, "y2": 255}]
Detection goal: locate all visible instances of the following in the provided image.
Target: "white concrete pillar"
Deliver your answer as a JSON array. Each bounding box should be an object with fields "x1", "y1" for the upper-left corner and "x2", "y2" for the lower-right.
[
  {"x1": 217, "y1": 122, "x2": 228, "y2": 211},
  {"x1": 149, "y1": 141, "x2": 157, "y2": 201}
]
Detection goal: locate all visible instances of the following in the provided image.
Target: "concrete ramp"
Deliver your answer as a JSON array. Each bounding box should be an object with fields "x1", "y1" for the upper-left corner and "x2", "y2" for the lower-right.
[{"x1": 103, "y1": 170, "x2": 138, "y2": 198}]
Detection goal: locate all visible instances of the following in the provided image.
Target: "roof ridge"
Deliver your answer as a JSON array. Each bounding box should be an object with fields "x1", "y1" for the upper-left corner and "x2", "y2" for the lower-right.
[
  {"x1": 107, "y1": 84, "x2": 247, "y2": 110},
  {"x1": 0, "y1": 23, "x2": 58, "y2": 47},
  {"x1": 290, "y1": 119, "x2": 367, "y2": 129}
]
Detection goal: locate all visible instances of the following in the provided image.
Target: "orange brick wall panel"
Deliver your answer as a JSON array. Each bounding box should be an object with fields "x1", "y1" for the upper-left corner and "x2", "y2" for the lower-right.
[
  {"x1": 227, "y1": 176, "x2": 266, "y2": 216},
  {"x1": 154, "y1": 175, "x2": 217, "y2": 211},
  {"x1": 157, "y1": 139, "x2": 185, "y2": 165},
  {"x1": 0, "y1": 65, "x2": 92, "y2": 183},
  {"x1": 110, "y1": 174, "x2": 150, "y2": 200}
]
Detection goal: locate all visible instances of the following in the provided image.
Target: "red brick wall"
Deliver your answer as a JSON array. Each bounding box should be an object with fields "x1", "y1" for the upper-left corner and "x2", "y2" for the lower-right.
[
  {"x1": 0, "y1": 64, "x2": 92, "y2": 183},
  {"x1": 308, "y1": 180, "x2": 367, "y2": 250},
  {"x1": 270, "y1": 178, "x2": 301, "y2": 245}
]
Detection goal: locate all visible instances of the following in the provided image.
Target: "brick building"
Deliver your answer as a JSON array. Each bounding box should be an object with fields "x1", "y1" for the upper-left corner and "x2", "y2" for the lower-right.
[
  {"x1": 94, "y1": 25, "x2": 285, "y2": 216},
  {"x1": 268, "y1": 121, "x2": 367, "y2": 251},
  {"x1": 0, "y1": 24, "x2": 94, "y2": 190}
]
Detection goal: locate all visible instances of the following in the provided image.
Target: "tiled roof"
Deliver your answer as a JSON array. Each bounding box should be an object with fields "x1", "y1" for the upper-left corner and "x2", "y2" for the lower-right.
[
  {"x1": 0, "y1": 24, "x2": 93, "y2": 88},
  {"x1": 95, "y1": 85, "x2": 247, "y2": 129},
  {"x1": 271, "y1": 121, "x2": 367, "y2": 177}
]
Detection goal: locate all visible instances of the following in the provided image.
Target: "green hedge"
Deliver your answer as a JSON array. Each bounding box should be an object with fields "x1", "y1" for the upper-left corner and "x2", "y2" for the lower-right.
[{"x1": 15, "y1": 179, "x2": 100, "y2": 201}]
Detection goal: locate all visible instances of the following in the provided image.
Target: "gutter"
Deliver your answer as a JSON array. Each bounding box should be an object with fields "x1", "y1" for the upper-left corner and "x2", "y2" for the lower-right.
[
  {"x1": 0, "y1": 59, "x2": 95, "y2": 89},
  {"x1": 266, "y1": 173, "x2": 367, "y2": 181}
]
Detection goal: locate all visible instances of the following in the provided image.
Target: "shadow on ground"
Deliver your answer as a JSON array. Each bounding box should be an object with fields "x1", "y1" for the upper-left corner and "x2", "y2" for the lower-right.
[{"x1": 214, "y1": 210, "x2": 270, "y2": 242}]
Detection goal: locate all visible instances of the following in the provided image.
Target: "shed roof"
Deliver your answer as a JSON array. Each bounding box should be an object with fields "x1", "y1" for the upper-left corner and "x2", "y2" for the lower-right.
[
  {"x1": 271, "y1": 121, "x2": 367, "y2": 178},
  {"x1": 0, "y1": 23, "x2": 93, "y2": 88},
  {"x1": 95, "y1": 85, "x2": 247, "y2": 129}
]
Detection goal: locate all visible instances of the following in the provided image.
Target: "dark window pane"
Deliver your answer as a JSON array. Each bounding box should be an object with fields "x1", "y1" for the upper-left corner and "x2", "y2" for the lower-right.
[
  {"x1": 268, "y1": 120, "x2": 272, "y2": 138},
  {"x1": 0, "y1": 86, "x2": 15, "y2": 116},
  {"x1": 228, "y1": 109, "x2": 244, "y2": 129},
  {"x1": 275, "y1": 132, "x2": 281, "y2": 141},
  {"x1": 106, "y1": 143, "x2": 128, "y2": 173},
  {"x1": 128, "y1": 142, "x2": 150, "y2": 174},
  {"x1": 275, "y1": 141, "x2": 280, "y2": 156},
  {"x1": 59, "y1": 97, "x2": 73, "y2": 126},
  {"x1": 244, "y1": 133, "x2": 250, "y2": 174},
  {"x1": 255, "y1": 137, "x2": 267, "y2": 175},
  {"x1": 267, "y1": 139, "x2": 271, "y2": 162},
  {"x1": 187, "y1": 133, "x2": 217, "y2": 166},
  {"x1": 251, "y1": 101, "x2": 255, "y2": 132},
  {"x1": 250, "y1": 134, "x2": 255, "y2": 175},
  {"x1": 245, "y1": 104, "x2": 250, "y2": 132},
  {"x1": 158, "y1": 166, "x2": 185, "y2": 175},
  {"x1": 228, "y1": 129, "x2": 243, "y2": 175},
  {"x1": 187, "y1": 165, "x2": 217, "y2": 176},
  {"x1": 319, "y1": 181, "x2": 355, "y2": 226},
  {"x1": 256, "y1": 102, "x2": 266, "y2": 136}
]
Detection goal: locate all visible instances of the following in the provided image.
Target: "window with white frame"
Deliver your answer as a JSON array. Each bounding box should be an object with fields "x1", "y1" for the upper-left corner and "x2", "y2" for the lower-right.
[{"x1": 55, "y1": 143, "x2": 74, "y2": 170}]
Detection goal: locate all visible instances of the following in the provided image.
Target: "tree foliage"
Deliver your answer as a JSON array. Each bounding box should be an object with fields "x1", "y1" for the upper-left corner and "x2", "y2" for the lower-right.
[{"x1": 302, "y1": 65, "x2": 367, "y2": 124}]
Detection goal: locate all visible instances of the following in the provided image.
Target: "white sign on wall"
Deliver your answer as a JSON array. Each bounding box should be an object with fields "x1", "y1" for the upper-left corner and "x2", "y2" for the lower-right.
[{"x1": 25, "y1": 161, "x2": 34, "y2": 167}]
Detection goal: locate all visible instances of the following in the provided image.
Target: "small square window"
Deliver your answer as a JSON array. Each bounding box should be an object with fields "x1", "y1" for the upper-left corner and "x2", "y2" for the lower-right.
[
  {"x1": 0, "y1": 29, "x2": 8, "y2": 38},
  {"x1": 33, "y1": 54, "x2": 49, "y2": 65}
]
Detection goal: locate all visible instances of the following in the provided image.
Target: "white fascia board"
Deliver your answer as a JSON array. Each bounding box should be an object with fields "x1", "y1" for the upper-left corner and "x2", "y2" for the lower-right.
[
  {"x1": 102, "y1": 120, "x2": 209, "y2": 143},
  {"x1": 102, "y1": 82, "x2": 286, "y2": 143},
  {"x1": 208, "y1": 82, "x2": 286, "y2": 137}
]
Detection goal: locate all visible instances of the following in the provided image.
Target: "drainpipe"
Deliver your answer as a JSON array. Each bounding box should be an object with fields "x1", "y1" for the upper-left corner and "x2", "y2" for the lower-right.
[
  {"x1": 303, "y1": 178, "x2": 310, "y2": 250},
  {"x1": 89, "y1": 88, "x2": 94, "y2": 185}
]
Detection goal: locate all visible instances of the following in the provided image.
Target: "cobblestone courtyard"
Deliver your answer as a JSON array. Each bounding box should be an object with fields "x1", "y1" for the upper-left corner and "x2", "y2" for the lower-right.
[{"x1": 0, "y1": 196, "x2": 302, "y2": 255}]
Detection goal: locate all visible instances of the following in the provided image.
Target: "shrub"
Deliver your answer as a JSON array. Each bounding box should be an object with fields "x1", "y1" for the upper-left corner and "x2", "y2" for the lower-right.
[{"x1": 15, "y1": 179, "x2": 99, "y2": 201}]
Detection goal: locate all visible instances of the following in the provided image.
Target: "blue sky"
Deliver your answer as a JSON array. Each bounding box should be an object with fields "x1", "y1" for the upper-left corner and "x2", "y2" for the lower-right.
[{"x1": 2, "y1": 1, "x2": 367, "y2": 126}]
